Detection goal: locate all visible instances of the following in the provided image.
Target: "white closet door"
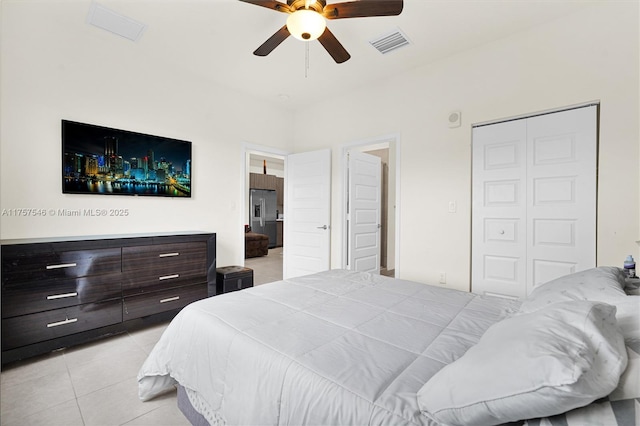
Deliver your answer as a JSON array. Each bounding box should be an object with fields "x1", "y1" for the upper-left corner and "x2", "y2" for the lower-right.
[
  {"x1": 472, "y1": 120, "x2": 528, "y2": 298},
  {"x1": 472, "y1": 105, "x2": 597, "y2": 298},
  {"x1": 526, "y1": 107, "x2": 597, "y2": 293}
]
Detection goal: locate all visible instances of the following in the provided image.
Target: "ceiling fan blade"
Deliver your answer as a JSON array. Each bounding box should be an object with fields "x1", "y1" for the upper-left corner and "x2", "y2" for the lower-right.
[
  {"x1": 238, "y1": 0, "x2": 293, "y2": 14},
  {"x1": 318, "y1": 27, "x2": 351, "y2": 63},
  {"x1": 253, "y1": 25, "x2": 291, "y2": 56},
  {"x1": 323, "y1": 0, "x2": 403, "y2": 19}
]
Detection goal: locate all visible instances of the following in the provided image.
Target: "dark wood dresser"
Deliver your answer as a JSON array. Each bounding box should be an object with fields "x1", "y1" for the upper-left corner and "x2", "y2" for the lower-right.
[{"x1": 1, "y1": 232, "x2": 216, "y2": 364}]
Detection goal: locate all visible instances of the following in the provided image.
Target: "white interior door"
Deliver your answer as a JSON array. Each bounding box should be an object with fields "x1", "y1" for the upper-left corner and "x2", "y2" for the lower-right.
[
  {"x1": 347, "y1": 151, "x2": 382, "y2": 273},
  {"x1": 472, "y1": 120, "x2": 528, "y2": 298},
  {"x1": 472, "y1": 105, "x2": 597, "y2": 298},
  {"x1": 526, "y1": 107, "x2": 597, "y2": 293},
  {"x1": 284, "y1": 149, "x2": 331, "y2": 279}
]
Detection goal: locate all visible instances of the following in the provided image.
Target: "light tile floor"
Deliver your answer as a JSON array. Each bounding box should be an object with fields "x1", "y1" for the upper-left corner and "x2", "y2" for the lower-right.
[
  {"x1": 0, "y1": 322, "x2": 182, "y2": 426},
  {"x1": 245, "y1": 247, "x2": 283, "y2": 285},
  {"x1": 0, "y1": 248, "x2": 285, "y2": 426}
]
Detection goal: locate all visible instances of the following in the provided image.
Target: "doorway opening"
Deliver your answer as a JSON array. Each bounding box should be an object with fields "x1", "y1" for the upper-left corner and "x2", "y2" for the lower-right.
[
  {"x1": 242, "y1": 145, "x2": 287, "y2": 285},
  {"x1": 341, "y1": 135, "x2": 400, "y2": 277}
]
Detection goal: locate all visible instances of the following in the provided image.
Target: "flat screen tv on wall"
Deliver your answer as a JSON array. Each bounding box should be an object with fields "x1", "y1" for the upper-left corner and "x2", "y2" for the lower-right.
[{"x1": 62, "y1": 120, "x2": 192, "y2": 197}]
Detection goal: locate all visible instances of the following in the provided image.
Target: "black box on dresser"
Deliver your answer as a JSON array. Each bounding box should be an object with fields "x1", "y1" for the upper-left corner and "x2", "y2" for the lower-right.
[{"x1": 1, "y1": 232, "x2": 216, "y2": 365}]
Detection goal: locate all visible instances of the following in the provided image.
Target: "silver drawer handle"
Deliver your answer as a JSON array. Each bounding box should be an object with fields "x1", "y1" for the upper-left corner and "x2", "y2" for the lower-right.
[
  {"x1": 47, "y1": 317, "x2": 78, "y2": 328},
  {"x1": 160, "y1": 296, "x2": 180, "y2": 303},
  {"x1": 46, "y1": 263, "x2": 77, "y2": 270},
  {"x1": 159, "y1": 252, "x2": 180, "y2": 258},
  {"x1": 47, "y1": 292, "x2": 78, "y2": 300},
  {"x1": 159, "y1": 274, "x2": 180, "y2": 280}
]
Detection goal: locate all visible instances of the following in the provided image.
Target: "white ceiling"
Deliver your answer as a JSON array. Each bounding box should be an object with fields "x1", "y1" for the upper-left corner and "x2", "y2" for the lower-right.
[{"x1": 26, "y1": 0, "x2": 595, "y2": 110}]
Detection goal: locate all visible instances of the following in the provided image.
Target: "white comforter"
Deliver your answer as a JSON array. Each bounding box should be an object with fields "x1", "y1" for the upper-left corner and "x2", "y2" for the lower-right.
[{"x1": 138, "y1": 269, "x2": 520, "y2": 425}]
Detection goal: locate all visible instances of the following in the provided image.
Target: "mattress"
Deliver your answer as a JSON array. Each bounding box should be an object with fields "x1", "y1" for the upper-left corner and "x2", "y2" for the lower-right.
[{"x1": 138, "y1": 269, "x2": 520, "y2": 425}]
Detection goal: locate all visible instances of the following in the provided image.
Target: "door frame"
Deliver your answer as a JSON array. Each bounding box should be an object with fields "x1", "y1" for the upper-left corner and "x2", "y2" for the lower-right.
[
  {"x1": 241, "y1": 142, "x2": 290, "y2": 267},
  {"x1": 340, "y1": 133, "x2": 402, "y2": 275}
]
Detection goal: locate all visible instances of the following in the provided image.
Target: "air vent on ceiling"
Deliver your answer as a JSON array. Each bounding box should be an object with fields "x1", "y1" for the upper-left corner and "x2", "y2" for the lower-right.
[
  {"x1": 86, "y1": 2, "x2": 147, "y2": 42},
  {"x1": 369, "y1": 28, "x2": 410, "y2": 55}
]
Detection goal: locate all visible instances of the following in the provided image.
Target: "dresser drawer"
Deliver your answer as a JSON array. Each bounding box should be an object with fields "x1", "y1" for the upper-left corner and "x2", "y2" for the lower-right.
[
  {"x1": 123, "y1": 283, "x2": 207, "y2": 320},
  {"x1": 1, "y1": 272, "x2": 122, "y2": 319},
  {"x1": 1, "y1": 299, "x2": 122, "y2": 350},
  {"x1": 122, "y1": 268, "x2": 206, "y2": 295},
  {"x1": 122, "y1": 244, "x2": 207, "y2": 294},
  {"x1": 2, "y1": 248, "x2": 122, "y2": 283},
  {"x1": 122, "y1": 242, "x2": 206, "y2": 271}
]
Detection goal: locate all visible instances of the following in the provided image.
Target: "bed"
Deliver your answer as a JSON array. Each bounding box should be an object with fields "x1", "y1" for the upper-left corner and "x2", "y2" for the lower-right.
[{"x1": 138, "y1": 267, "x2": 639, "y2": 426}]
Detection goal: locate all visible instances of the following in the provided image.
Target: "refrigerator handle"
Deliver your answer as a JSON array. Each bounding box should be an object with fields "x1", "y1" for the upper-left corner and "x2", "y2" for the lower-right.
[{"x1": 261, "y1": 198, "x2": 265, "y2": 227}]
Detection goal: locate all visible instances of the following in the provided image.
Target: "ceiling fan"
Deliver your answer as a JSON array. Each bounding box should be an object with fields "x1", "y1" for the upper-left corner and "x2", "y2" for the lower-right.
[{"x1": 239, "y1": 0, "x2": 403, "y2": 64}]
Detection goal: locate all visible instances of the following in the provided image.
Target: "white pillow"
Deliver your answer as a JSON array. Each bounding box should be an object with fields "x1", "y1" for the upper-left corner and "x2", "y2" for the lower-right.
[
  {"x1": 518, "y1": 266, "x2": 627, "y2": 314},
  {"x1": 614, "y1": 298, "x2": 640, "y2": 340},
  {"x1": 417, "y1": 301, "x2": 628, "y2": 426}
]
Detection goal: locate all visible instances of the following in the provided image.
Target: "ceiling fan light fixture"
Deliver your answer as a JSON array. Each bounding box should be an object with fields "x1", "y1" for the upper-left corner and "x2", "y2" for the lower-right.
[{"x1": 286, "y1": 9, "x2": 326, "y2": 41}]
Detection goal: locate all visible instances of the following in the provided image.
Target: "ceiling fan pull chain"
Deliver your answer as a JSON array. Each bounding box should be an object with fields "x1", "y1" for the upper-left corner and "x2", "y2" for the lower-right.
[{"x1": 305, "y1": 41, "x2": 310, "y2": 78}]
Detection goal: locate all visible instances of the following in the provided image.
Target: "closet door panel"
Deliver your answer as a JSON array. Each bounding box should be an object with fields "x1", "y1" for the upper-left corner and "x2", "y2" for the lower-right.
[
  {"x1": 526, "y1": 106, "x2": 597, "y2": 293},
  {"x1": 472, "y1": 120, "x2": 527, "y2": 298}
]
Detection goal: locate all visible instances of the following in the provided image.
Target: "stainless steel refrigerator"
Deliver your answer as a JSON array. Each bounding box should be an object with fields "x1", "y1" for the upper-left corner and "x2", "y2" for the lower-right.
[{"x1": 250, "y1": 189, "x2": 277, "y2": 248}]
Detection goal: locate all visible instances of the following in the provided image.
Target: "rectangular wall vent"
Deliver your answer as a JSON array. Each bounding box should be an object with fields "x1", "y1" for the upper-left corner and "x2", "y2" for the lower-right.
[
  {"x1": 369, "y1": 28, "x2": 410, "y2": 55},
  {"x1": 86, "y1": 2, "x2": 147, "y2": 42}
]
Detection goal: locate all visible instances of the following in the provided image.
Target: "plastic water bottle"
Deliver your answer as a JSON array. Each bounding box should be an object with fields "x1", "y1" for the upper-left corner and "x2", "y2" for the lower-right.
[{"x1": 624, "y1": 255, "x2": 636, "y2": 278}]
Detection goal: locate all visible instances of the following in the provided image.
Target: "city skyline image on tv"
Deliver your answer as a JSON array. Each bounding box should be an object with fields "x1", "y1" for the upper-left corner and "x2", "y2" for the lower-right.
[{"x1": 62, "y1": 120, "x2": 192, "y2": 197}]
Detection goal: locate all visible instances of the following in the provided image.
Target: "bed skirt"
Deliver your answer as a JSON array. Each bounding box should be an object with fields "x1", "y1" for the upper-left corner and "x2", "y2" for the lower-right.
[{"x1": 177, "y1": 385, "x2": 210, "y2": 426}]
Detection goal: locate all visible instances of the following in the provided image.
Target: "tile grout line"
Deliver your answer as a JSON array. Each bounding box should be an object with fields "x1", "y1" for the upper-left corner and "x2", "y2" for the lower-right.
[{"x1": 63, "y1": 348, "x2": 87, "y2": 426}]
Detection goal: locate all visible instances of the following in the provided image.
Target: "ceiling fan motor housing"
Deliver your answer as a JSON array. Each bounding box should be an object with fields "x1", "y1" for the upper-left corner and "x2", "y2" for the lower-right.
[{"x1": 288, "y1": 0, "x2": 327, "y2": 13}]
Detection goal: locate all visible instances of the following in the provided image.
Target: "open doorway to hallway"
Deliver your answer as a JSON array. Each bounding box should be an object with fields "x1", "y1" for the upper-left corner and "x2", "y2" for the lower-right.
[{"x1": 244, "y1": 152, "x2": 285, "y2": 285}]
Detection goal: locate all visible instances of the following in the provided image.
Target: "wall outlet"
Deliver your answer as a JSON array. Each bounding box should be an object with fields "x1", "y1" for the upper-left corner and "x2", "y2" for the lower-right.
[
  {"x1": 439, "y1": 272, "x2": 446, "y2": 284},
  {"x1": 448, "y1": 201, "x2": 457, "y2": 213}
]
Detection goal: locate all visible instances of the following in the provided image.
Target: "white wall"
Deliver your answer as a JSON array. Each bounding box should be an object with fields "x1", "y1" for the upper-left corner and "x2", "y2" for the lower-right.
[
  {"x1": 291, "y1": 2, "x2": 640, "y2": 291},
  {"x1": 2, "y1": 3, "x2": 638, "y2": 289},
  {"x1": 0, "y1": 1, "x2": 291, "y2": 267}
]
